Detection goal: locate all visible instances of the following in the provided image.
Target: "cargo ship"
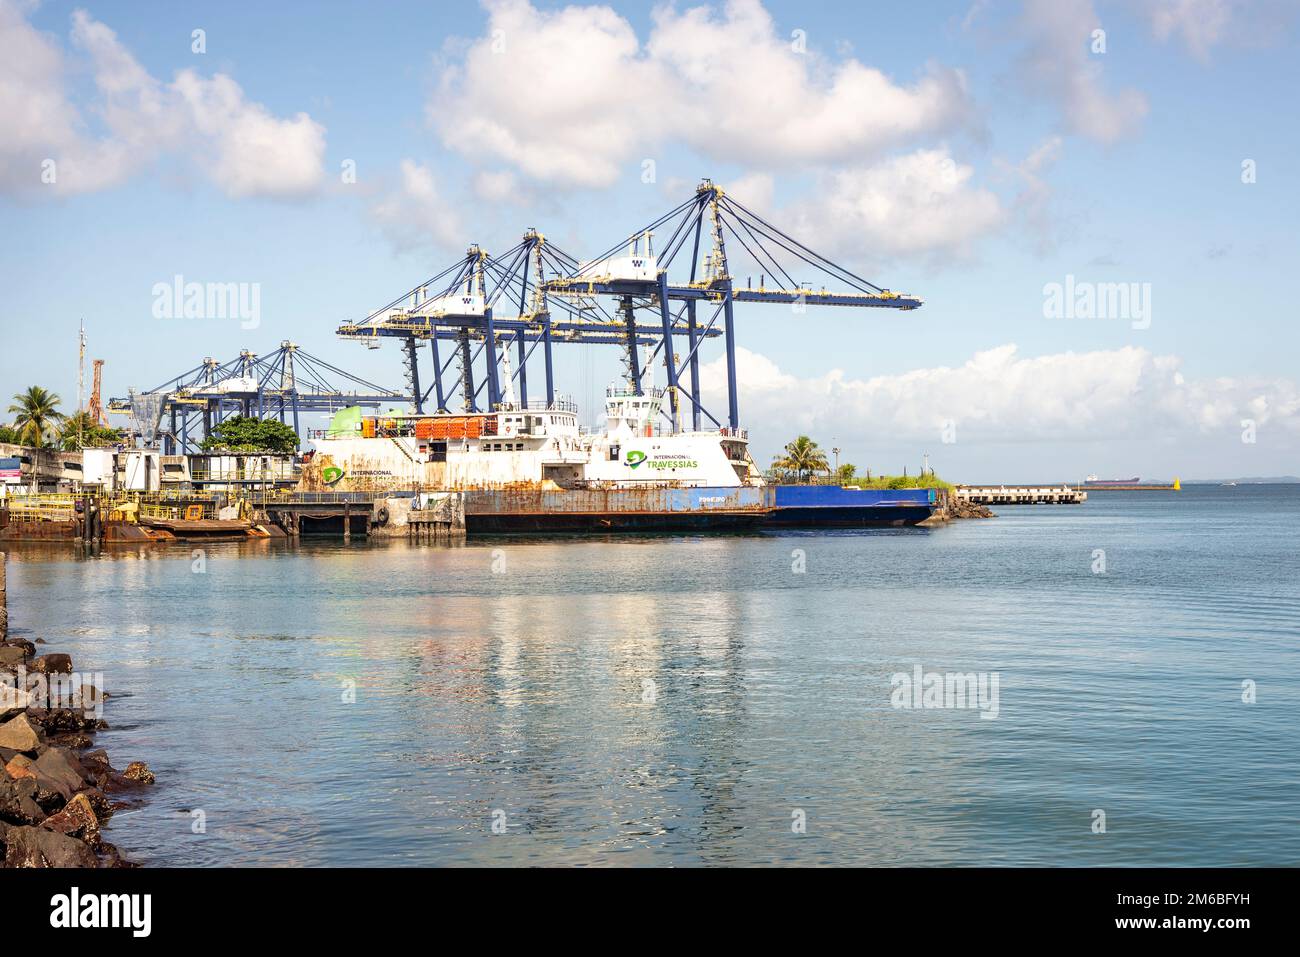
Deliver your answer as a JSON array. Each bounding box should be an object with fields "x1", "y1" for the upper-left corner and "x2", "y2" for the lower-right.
[
  {"x1": 307, "y1": 386, "x2": 934, "y2": 530},
  {"x1": 1083, "y1": 474, "x2": 1140, "y2": 487}
]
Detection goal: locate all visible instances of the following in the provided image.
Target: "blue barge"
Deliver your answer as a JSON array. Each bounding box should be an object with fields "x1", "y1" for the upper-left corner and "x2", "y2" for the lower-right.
[{"x1": 461, "y1": 485, "x2": 935, "y2": 534}]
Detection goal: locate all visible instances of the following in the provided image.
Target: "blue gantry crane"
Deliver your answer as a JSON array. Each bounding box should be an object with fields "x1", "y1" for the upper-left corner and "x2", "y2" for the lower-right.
[
  {"x1": 335, "y1": 230, "x2": 722, "y2": 415},
  {"x1": 338, "y1": 180, "x2": 920, "y2": 434},
  {"x1": 109, "y1": 341, "x2": 408, "y2": 453},
  {"x1": 542, "y1": 179, "x2": 923, "y2": 434}
]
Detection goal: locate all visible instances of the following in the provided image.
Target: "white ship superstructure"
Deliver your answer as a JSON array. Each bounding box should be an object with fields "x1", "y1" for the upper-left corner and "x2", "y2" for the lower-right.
[{"x1": 308, "y1": 386, "x2": 758, "y2": 491}]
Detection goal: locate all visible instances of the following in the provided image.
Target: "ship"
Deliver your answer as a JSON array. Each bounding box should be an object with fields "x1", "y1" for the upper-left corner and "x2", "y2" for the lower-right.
[
  {"x1": 1083, "y1": 474, "x2": 1140, "y2": 486},
  {"x1": 306, "y1": 387, "x2": 935, "y2": 530},
  {"x1": 307, "y1": 385, "x2": 757, "y2": 491}
]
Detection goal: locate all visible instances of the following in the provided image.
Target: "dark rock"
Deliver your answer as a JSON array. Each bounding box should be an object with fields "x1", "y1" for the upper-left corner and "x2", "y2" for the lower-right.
[
  {"x1": 0, "y1": 775, "x2": 45, "y2": 824},
  {"x1": 31, "y1": 748, "x2": 90, "y2": 803},
  {"x1": 30, "y1": 654, "x2": 73, "y2": 675},
  {"x1": 47, "y1": 731, "x2": 93, "y2": 750},
  {"x1": 78, "y1": 787, "x2": 114, "y2": 820},
  {"x1": 0, "y1": 647, "x2": 25, "y2": 668},
  {"x1": 2, "y1": 638, "x2": 36, "y2": 656},
  {"x1": 0, "y1": 713, "x2": 41, "y2": 752},
  {"x1": 3, "y1": 824, "x2": 97, "y2": 867},
  {"x1": 25, "y1": 708, "x2": 104, "y2": 734},
  {"x1": 123, "y1": 762, "x2": 155, "y2": 785},
  {"x1": 40, "y1": 792, "x2": 99, "y2": 840},
  {"x1": 80, "y1": 749, "x2": 114, "y2": 774}
]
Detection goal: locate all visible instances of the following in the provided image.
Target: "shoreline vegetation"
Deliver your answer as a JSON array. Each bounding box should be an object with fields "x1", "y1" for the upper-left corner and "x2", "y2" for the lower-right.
[
  {"x1": 767, "y1": 435, "x2": 954, "y2": 490},
  {"x1": 1, "y1": 553, "x2": 154, "y2": 868}
]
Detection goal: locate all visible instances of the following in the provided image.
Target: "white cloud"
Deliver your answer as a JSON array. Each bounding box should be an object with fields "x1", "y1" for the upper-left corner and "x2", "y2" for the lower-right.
[
  {"x1": 1141, "y1": 0, "x2": 1234, "y2": 59},
  {"x1": 371, "y1": 159, "x2": 464, "y2": 253},
  {"x1": 0, "y1": 2, "x2": 325, "y2": 198},
  {"x1": 699, "y1": 343, "x2": 1300, "y2": 446},
  {"x1": 645, "y1": 0, "x2": 974, "y2": 166},
  {"x1": 472, "y1": 169, "x2": 520, "y2": 203},
  {"x1": 786, "y1": 148, "x2": 1007, "y2": 263},
  {"x1": 432, "y1": 0, "x2": 658, "y2": 188},
  {"x1": 173, "y1": 71, "x2": 326, "y2": 199},
  {"x1": 996, "y1": 135, "x2": 1065, "y2": 252},
  {"x1": 433, "y1": 0, "x2": 976, "y2": 188},
  {"x1": 1018, "y1": 0, "x2": 1149, "y2": 143}
]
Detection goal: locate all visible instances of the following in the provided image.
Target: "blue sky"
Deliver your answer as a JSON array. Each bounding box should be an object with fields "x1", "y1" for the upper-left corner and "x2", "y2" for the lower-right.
[{"x1": 2, "y1": 0, "x2": 1298, "y2": 480}]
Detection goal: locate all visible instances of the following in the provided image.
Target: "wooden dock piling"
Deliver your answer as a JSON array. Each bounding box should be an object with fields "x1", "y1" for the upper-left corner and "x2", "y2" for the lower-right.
[{"x1": 1, "y1": 551, "x2": 8, "y2": 639}]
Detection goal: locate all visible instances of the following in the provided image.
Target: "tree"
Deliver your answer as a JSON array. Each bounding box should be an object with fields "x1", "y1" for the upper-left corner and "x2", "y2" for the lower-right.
[
  {"x1": 200, "y1": 415, "x2": 300, "y2": 454},
  {"x1": 833, "y1": 462, "x2": 857, "y2": 484},
  {"x1": 58, "y1": 411, "x2": 124, "y2": 451},
  {"x1": 0, "y1": 423, "x2": 19, "y2": 445},
  {"x1": 7, "y1": 386, "x2": 65, "y2": 448},
  {"x1": 772, "y1": 435, "x2": 830, "y2": 483}
]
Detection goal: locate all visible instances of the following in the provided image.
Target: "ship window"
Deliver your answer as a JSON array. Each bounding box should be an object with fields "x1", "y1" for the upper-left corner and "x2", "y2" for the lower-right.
[{"x1": 609, "y1": 443, "x2": 620, "y2": 462}]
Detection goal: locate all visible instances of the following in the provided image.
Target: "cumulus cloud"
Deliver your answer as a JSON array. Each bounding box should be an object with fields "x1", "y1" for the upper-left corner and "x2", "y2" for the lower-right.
[
  {"x1": 1142, "y1": 0, "x2": 1235, "y2": 59},
  {"x1": 698, "y1": 343, "x2": 1300, "y2": 446},
  {"x1": 0, "y1": 2, "x2": 325, "y2": 198},
  {"x1": 1018, "y1": 0, "x2": 1149, "y2": 143},
  {"x1": 433, "y1": 0, "x2": 976, "y2": 188},
  {"x1": 788, "y1": 148, "x2": 1007, "y2": 263},
  {"x1": 370, "y1": 159, "x2": 464, "y2": 253},
  {"x1": 173, "y1": 71, "x2": 325, "y2": 199}
]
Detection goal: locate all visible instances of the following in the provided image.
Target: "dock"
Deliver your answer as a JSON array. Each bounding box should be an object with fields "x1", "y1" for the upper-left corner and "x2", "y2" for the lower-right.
[
  {"x1": 1079, "y1": 479, "x2": 1180, "y2": 492},
  {"x1": 955, "y1": 484, "x2": 1087, "y2": 505}
]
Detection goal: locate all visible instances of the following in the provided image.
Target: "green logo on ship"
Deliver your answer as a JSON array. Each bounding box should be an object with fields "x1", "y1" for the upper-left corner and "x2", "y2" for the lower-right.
[
  {"x1": 322, "y1": 466, "x2": 345, "y2": 486},
  {"x1": 625, "y1": 450, "x2": 647, "y2": 469}
]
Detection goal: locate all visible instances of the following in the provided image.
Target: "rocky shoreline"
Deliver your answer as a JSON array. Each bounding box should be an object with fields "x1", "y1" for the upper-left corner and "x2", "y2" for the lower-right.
[
  {"x1": 919, "y1": 490, "x2": 997, "y2": 525},
  {"x1": 1, "y1": 638, "x2": 155, "y2": 867}
]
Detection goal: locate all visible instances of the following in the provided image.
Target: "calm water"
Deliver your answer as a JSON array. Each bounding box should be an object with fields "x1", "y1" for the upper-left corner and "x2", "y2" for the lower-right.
[{"x1": 4, "y1": 485, "x2": 1298, "y2": 866}]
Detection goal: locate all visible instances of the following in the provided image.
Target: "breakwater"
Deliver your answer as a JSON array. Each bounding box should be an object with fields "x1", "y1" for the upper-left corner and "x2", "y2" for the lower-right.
[{"x1": 1, "y1": 553, "x2": 154, "y2": 867}]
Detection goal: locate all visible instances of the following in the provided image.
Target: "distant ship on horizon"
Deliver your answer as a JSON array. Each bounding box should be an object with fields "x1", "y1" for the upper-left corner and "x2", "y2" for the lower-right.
[{"x1": 1084, "y1": 474, "x2": 1140, "y2": 486}]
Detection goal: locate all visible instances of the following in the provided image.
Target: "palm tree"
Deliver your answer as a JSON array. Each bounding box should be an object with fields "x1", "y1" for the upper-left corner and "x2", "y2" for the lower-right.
[
  {"x1": 58, "y1": 410, "x2": 120, "y2": 450},
  {"x1": 834, "y1": 462, "x2": 857, "y2": 484},
  {"x1": 8, "y1": 386, "x2": 65, "y2": 448},
  {"x1": 772, "y1": 435, "x2": 830, "y2": 483}
]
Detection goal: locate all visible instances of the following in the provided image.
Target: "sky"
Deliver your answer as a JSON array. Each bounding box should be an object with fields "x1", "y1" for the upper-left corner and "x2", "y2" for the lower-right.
[{"x1": 1, "y1": 0, "x2": 1298, "y2": 482}]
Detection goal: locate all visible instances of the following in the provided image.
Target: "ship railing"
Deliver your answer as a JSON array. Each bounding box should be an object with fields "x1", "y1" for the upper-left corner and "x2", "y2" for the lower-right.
[{"x1": 527, "y1": 398, "x2": 579, "y2": 413}]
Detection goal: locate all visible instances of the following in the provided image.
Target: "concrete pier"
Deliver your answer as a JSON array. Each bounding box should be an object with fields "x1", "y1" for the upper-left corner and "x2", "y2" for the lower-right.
[{"x1": 956, "y1": 484, "x2": 1087, "y2": 505}]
